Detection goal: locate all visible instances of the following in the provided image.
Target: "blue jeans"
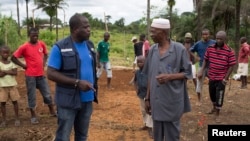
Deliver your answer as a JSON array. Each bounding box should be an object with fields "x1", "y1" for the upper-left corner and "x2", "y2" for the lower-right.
[
  {"x1": 25, "y1": 76, "x2": 53, "y2": 109},
  {"x1": 55, "y1": 102, "x2": 93, "y2": 141}
]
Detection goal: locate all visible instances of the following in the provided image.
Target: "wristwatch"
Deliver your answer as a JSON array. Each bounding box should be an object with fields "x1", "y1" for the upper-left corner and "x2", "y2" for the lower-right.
[{"x1": 74, "y1": 79, "x2": 80, "y2": 88}]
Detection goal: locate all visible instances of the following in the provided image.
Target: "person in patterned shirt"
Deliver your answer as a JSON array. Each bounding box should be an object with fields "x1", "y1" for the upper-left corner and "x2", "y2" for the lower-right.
[{"x1": 198, "y1": 31, "x2": 236, "y2": 123}]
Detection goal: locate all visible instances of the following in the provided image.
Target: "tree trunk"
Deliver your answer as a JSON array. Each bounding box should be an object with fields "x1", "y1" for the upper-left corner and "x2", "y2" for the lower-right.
[
  {"x1": 197, "y1": 0, "x2": 203, "y2": 39},
  {"x1": 234, "y1": 0, "x2": 241, "y2": 73},
  {"x1": 169, "y1": 6, "x2": 172, "y2": 38},
  {"x1": 16, "y1": 0, "x2": 21, "y2": 36},
  {"x1": 235, "y1": 0, "x2": 241, "y2": 60},
  {"x1": 25, "y1": 0, "x2": 29, "y2": 36},
  {"x1": 49, "y1": 17, "x2": 52, "y2": 32},
  {"x1": 147, "y1": 0, "x2": 150, "y2": 39}
]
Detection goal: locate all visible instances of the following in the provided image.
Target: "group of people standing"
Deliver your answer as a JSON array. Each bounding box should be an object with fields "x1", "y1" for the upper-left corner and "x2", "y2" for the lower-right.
[
  {"x1": 132, "y1": 19, "x2": 247, "y2": 140},
  {"x1": 0, "y1": 27, "x2": 57, "y2": 128},
  {"x1": 0, "y1": 12, "x2": 248, "y2": 141},
  {"x1": 184, "y1": 28, "x2": 249, "y2": 124},
  {"x1": 0, "y1": 13, "x2": 112, "y2": 141}
]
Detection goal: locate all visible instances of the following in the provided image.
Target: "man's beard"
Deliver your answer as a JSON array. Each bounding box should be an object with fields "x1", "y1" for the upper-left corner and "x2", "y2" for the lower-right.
[{"x1": 215, "y1": 42, "x2": 224, "y2": 47}]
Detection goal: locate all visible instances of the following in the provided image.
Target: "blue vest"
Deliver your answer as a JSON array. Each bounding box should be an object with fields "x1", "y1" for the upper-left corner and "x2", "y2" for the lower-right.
[{"x1": 55, "y1": 36, "x2": 98, "y2": 109}]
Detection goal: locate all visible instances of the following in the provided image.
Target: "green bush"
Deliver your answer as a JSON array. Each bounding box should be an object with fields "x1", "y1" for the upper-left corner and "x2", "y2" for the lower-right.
[
  {"x1": 0, "y1": 16, "x2": 24, "y2": 51},
  {"x1": 111, "y1": 46, "x2": 123, "y2": 54},
  {"x1": 39, "y1": 30, "x2": 56, "y2": 49}
]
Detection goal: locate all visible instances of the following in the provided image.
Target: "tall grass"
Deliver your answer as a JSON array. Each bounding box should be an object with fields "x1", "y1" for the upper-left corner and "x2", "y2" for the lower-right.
[{"x1": 19, "y1": 28, "x2": 136, "y2": 67}]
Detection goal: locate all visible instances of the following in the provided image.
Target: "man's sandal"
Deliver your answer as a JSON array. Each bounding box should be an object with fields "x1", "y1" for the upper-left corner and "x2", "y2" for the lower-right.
[{"x1": 207, "y1": 109, "x2": 216, "y2": 114}]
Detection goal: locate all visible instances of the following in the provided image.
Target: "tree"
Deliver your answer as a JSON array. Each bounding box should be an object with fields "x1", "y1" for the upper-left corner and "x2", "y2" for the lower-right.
[
  {"x1": 54, "y1": 0, "x2": 68, "y2": 41},
  {"x1": 195, "y1": 0, "x2": 202, "y2": 39},
  {"x1": 167, "y1": 0, "x2": 176, "y2": 38},
  {"x1": 0, "y1": 16, "x2": 23, "y2": 51},
  {"x1": 82, "y1": 12, "x2": 93, "y2": 21},
  {"x1": 25, "y1": 0, "x2": 30, "y2": 36},
  {"x1": 52, "y1": 17, "x2": 62, "y2": 25},
  {"x1": 147, "y1": 0, "x2": 150, "y2": 38},
  {"x1": 114, "y1": 18, "x2": 125, "y2": 31},
  {"x1": 34, "y1": 0, "x2": 56, "y2": 31},
  {"x1": 234, "y1": 0, "x2": 241, "y2": 59},
  {"x1": 172, "y1": 12, "x2": 196, "y2": 41},
  {"x1": 240, "y1": 0, "x2": 250, "y2": 37},
  {"x1": 105, "y1": 15, "x2": 112, "y2": 23},
  {"x1": 34, "y1": 0, "x2": 68, "y2": 41},
  {"x1": 16, "y1": 0, "x2": 21, "y2": 36},
  {"x1": 201, "y1": 0, "x2": 235, "y2": 38}
]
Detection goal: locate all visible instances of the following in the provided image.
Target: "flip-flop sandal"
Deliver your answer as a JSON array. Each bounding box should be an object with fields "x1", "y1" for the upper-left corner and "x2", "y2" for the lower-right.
[
  {"x1": 30, "y1": 117, "x2": 39, "y2": 124},
  {"x1": 0, "y1": 121, "x2": 6, "y2": 128},
  {"x1": 215, "y1": 117, "x2": 221, "y2": 123},
  {"x1": 50, "y1": 113, "x2": 57, "y2": 117},
  {"x1": 15, "y1": 120, "x2": 20, "y2": 126},
  {"x1": 207, "y1": 109, "x2": 216, "y2": 114}
]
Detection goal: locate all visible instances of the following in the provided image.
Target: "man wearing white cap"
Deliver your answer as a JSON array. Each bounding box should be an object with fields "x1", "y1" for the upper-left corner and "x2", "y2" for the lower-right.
[{"x1": 143, "y1": 18, "x2": 192, "y2": 141}]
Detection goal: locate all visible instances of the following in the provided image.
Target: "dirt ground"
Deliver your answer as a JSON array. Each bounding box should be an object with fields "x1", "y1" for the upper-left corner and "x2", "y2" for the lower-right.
[{"x1": 0, "y1": 68, "x2": 249, "y2": 141}]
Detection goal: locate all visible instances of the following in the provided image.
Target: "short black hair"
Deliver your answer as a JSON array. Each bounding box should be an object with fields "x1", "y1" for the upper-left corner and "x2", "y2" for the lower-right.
[
  {"x1": 240, "y1": 37, "x2": 247, "y2": 43},
  {"x1": 29, "y1": 27, "x2": 39, "y2": 35},
  {"x1": 140, "y1": 34, "x2": 146, "y2": 38},
  {"x1": 0, "y1": 45, "x2": 10, "y2": 51},
  {"x1": 139, "y1": 34, "x2": 146, "y2": 41},
  {"x1": 202, "y1": 29, "x2": 210, "y2": 34},
  {"x1": 69, "y1": 13, "x2": 87, "y2": 33},
  {"x1": 104, "y1": 32, "x2": 110, "y2": 36}
]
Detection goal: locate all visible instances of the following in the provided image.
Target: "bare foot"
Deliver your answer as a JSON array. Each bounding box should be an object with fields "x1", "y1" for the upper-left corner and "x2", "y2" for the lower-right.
[{"x1": 195, "y1": 102, "x2": 202, "y2": 106}]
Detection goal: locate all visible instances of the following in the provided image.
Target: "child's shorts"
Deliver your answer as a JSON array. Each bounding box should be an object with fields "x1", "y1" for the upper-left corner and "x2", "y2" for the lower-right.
[{"x1": 0, "y1": 86, "x2": 20, "y2": 102}]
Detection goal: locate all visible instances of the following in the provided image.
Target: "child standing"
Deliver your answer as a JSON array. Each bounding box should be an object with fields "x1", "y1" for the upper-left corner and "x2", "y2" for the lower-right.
[
  {"x1": 0, "y1": 45, "x2": 20, "y2": 127},
  {"x1": 134, "y1": 55, "x2": 153, "y2": 138}
]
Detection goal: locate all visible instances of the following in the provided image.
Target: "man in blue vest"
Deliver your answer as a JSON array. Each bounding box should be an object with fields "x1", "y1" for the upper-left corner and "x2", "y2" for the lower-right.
[{"x1": 47, "y1": 13, "x2": 98, "y2": 141}]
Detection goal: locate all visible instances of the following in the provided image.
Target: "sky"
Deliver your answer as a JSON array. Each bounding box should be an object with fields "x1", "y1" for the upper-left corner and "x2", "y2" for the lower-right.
[{"x1": 0, "y1": 0, "x2": 194, "y2": 25}]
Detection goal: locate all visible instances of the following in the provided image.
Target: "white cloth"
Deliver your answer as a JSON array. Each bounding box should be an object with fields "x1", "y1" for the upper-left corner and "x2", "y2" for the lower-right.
[
  {"x1": 232, "y1": 74, "x2": 241, "y2": 80},
  {"x1": 237, "y1": 63, "x2": 248, "y2": 76},
  {"x1": 192, "y1": 64, "x2": 196, "y2": 79},
  {"x1": 133, "y1": 56, "x2": 137, "y2": 64},
  {"x1": 139, "y1": 98, "x2": 153, "y2": 128}
]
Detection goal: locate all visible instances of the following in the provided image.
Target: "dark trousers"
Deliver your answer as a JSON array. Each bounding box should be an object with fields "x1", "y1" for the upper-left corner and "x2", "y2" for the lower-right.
[{"x1": 208, "y1": 80, "x2": 226, "y2": 109}]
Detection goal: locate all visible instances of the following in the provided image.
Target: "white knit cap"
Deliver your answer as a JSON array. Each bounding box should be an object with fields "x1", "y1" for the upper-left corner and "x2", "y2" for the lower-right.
[
  {"x1": 185, "y1": 32, "x2": 192, "y2": 38},
  {"x1": 131, "y1": 36, "x2": 137, "y2": 41},
  {"x1": 151, "y1": 18, "x2": 170, "y2": 29}
]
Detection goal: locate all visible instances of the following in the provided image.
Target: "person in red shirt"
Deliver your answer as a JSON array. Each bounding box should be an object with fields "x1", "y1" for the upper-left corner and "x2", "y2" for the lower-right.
[
  {"x1": 237, "y1": 37, "x2": 249, "y2": 89},
  {"x1": 140, "y1": 34, "x2": 150, "y2": 57},
  {"x1": 198, "y1": 31, "x2": 236, "y2": 123},
  {"x1": 11, "y1": 27, "x2": 56, "y2": 124}
]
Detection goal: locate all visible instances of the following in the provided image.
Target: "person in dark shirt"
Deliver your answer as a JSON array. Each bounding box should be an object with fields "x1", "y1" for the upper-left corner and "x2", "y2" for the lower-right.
[
  {"x1": 129, "y1": 36, "x2": 144, "y2": 85},
  {"x1": 134, "y1": 55, "x2": 153, "y2": 139}
]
